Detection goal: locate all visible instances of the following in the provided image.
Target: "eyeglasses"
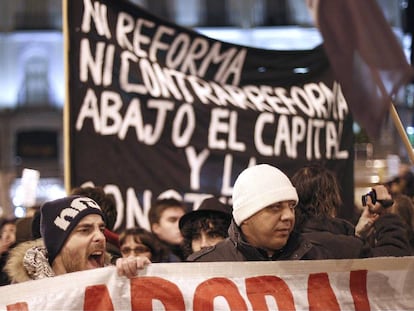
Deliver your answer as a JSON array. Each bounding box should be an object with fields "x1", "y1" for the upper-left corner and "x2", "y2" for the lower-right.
[{"x1": 120, "y1": 245, "x2": 150, "y2": 255}]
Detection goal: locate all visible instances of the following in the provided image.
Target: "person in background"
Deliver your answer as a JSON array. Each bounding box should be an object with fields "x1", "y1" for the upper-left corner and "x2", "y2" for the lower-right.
[
  {"x1": 11, "y1": 204, "x2": 41, "y2": 245},
  {"x1": 386, "y1": 194, "x2": 414, "y2": 255},
  {"x1": 71, "y1": 186, "x2": 121, "y2": 263},
  {"x1": 5, "y1": 195, "x2": 149, "y2": 283},
  {"x1": 0, "y1": 219, "x2": 16, "y2": 286},
  {"x1": 291, "y1": 164, "x2": 411, "y2": 258},
  {"x1": 2, "y1": 207, "x2": 43, "y2": 285},
  {"x1": 119, "y1": 227, "x2": 168, "y2": 262},
  {"x1": 179, "y1": 197, "x2": 232, "y2": 258},
  {"x1": 148, "y1": 198, "x2": 187, "y2": 261},
  {"x1": 386, "y1": 163, "x2": 414, "y2": 198}
]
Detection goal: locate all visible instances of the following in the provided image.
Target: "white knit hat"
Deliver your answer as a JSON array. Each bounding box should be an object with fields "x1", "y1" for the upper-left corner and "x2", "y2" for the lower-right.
[{"x1": 232, "y1": 164, "x2": 298, "y2": 226}]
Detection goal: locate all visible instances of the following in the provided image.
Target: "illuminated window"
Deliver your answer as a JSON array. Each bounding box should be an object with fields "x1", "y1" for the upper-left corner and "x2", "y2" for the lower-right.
[{"x1": 18, "y1": 55, "x2": 50, "y2": 106}]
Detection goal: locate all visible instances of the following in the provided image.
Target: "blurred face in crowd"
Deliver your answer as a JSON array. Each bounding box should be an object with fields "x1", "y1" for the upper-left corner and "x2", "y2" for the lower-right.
[
  {"x1": 52, "y1": 214, "x2": 106, "y2": 275},
  {"x1": 120, "y1": 235, "x2": 152, "y2": 260},
  {"x1": 191, "y1": 229, "x2": 225, "y2": 253},
  {"x1": 0, "y1": 223, "x2": 16, "y2": 248},
  {"x1": 240, "y1": 200, "x2": 296, "y2": 256},
  {"x1": 152, "y1": 207, "x2": 184, "y2": 245}
]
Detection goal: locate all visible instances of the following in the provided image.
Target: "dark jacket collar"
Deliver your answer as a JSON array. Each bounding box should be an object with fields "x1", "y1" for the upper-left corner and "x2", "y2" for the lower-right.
[{"x1": 228, "y1": 220, "x2": 311, "y2": 261}]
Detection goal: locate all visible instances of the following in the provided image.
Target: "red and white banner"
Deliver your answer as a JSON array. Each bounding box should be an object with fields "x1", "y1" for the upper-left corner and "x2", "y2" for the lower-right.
[{"x1": 1, "y1": 257, "x2": 413, "y2": 310}]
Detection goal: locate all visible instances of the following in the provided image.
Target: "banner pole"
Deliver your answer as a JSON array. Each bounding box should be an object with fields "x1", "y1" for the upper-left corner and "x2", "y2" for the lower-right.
[
  {"x1": 62, "y1": 0, "x2": 70, "y2": 194},
  {"x1": 389, "y1": 103, "x2": 414, "y2": 164}
]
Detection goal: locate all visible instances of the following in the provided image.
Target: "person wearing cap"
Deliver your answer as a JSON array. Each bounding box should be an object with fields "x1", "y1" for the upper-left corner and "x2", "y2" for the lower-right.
[
  {"x1": 188, "y1": 164, "x2": 332, "y2": 262},
  {"x1": 5, "y1": 195, "x2": 149, "y2": 283},
  {"x1": 71, "y1": 186, "x2": 122, "y2": 264},
  {"x1": 179, "y1": 197, "x2": 232, "y2": 258}
]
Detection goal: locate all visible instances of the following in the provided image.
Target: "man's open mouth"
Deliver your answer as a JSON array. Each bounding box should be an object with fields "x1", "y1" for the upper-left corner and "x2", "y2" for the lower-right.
[{"x1": 88, "y1": 251, "x2": 104, "y2": 268}]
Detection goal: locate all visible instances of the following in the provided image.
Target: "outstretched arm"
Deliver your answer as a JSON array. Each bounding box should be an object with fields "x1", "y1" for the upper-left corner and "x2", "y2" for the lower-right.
[{"x1": 359, "y1": 185, "x2": 411, "y2": 257}]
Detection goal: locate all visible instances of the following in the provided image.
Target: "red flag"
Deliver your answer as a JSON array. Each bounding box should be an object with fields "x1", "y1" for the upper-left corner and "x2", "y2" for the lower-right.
[{"x1": 307, "y1": 0, "x2": 414, "y2": 138}]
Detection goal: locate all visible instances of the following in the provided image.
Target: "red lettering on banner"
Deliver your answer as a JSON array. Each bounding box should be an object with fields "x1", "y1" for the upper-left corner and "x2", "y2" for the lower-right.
[
  {"x1": 6, "y1": 302, "x2": 28, "y2": 311},
  {"x1": 245, "y1": 276, "x2": 296, "y2": 311},
  {"x1": 130, "y1": 276, "x2": 186, "y2": 311},
  {"x1": 308, "y1": 273, "x2": 340, "y2": 311},
  {"x1": 193, "y1": 277, "x2": 248, "y2": 311},
  {"x1": 84, "y1": 285, "x2": 114, "y2": 311},
  {"x1": 350, "y1": 270, "x2": 370, "y2": 311}
]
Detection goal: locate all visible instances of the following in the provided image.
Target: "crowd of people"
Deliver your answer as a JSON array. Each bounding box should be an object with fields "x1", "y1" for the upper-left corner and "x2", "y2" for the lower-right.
[{"x1": 0, "y1": 163, "x2": 413, "y2": 286}]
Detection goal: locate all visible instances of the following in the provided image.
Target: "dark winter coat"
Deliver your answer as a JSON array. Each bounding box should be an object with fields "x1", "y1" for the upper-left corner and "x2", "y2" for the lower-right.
[
  {"x1": 0, "y1": 250, "x2": 12, "y2": 286},
  {"x1": 300, "y1": 214, "x2": 411, "y2": 258},
  {"x1": 187, "y1": 220, "x2": 332, "y2": 262}
]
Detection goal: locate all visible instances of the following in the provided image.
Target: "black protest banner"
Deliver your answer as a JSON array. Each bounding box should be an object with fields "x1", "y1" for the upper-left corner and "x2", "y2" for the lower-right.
[{"x1": 64, "y1": 0, "x2": 354, "y2": 230}]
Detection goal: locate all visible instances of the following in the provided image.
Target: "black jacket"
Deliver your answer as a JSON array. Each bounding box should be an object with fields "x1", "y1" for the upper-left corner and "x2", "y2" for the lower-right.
[
  {"x1": 187, "y1": 220, "x2": 332, "y2": 262},
  {"x1": 299, "y1": 214, "x2": 411, "y2": 258},
  {"x1": 0, "y1": 251, "x2": 11, "y2": 286}
]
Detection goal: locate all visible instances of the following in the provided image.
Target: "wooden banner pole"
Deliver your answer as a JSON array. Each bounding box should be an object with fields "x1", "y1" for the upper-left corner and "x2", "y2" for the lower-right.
[{"x1": 390, "y1": 103, "x2": 414, "y2": 164}]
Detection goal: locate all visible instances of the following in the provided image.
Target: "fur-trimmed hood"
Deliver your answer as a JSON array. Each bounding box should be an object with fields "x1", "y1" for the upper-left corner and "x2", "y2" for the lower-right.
[
  {"x1": 5, "y1": 238, "x2": 113, "y2": 284},
  {"x1": 4, "y1": 238, "x2": 52, "y2": 284}
]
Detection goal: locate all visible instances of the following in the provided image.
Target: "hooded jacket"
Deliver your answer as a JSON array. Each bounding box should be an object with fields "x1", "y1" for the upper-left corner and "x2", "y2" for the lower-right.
[
  {"x1": 4, "y1": 239, "x2": 113, "y2": 284},
  {"x1": 4, "y1": 239, "x2": 54, "y2": 283},
  {"x1": 187, "y1": 220, "x2": 332, "y2": 262}
]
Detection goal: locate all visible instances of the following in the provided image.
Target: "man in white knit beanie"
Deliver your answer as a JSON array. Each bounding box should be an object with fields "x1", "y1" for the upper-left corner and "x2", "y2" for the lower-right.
[{"x1": 187, "y1": 164, "x2": 331, "y2": 261}]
